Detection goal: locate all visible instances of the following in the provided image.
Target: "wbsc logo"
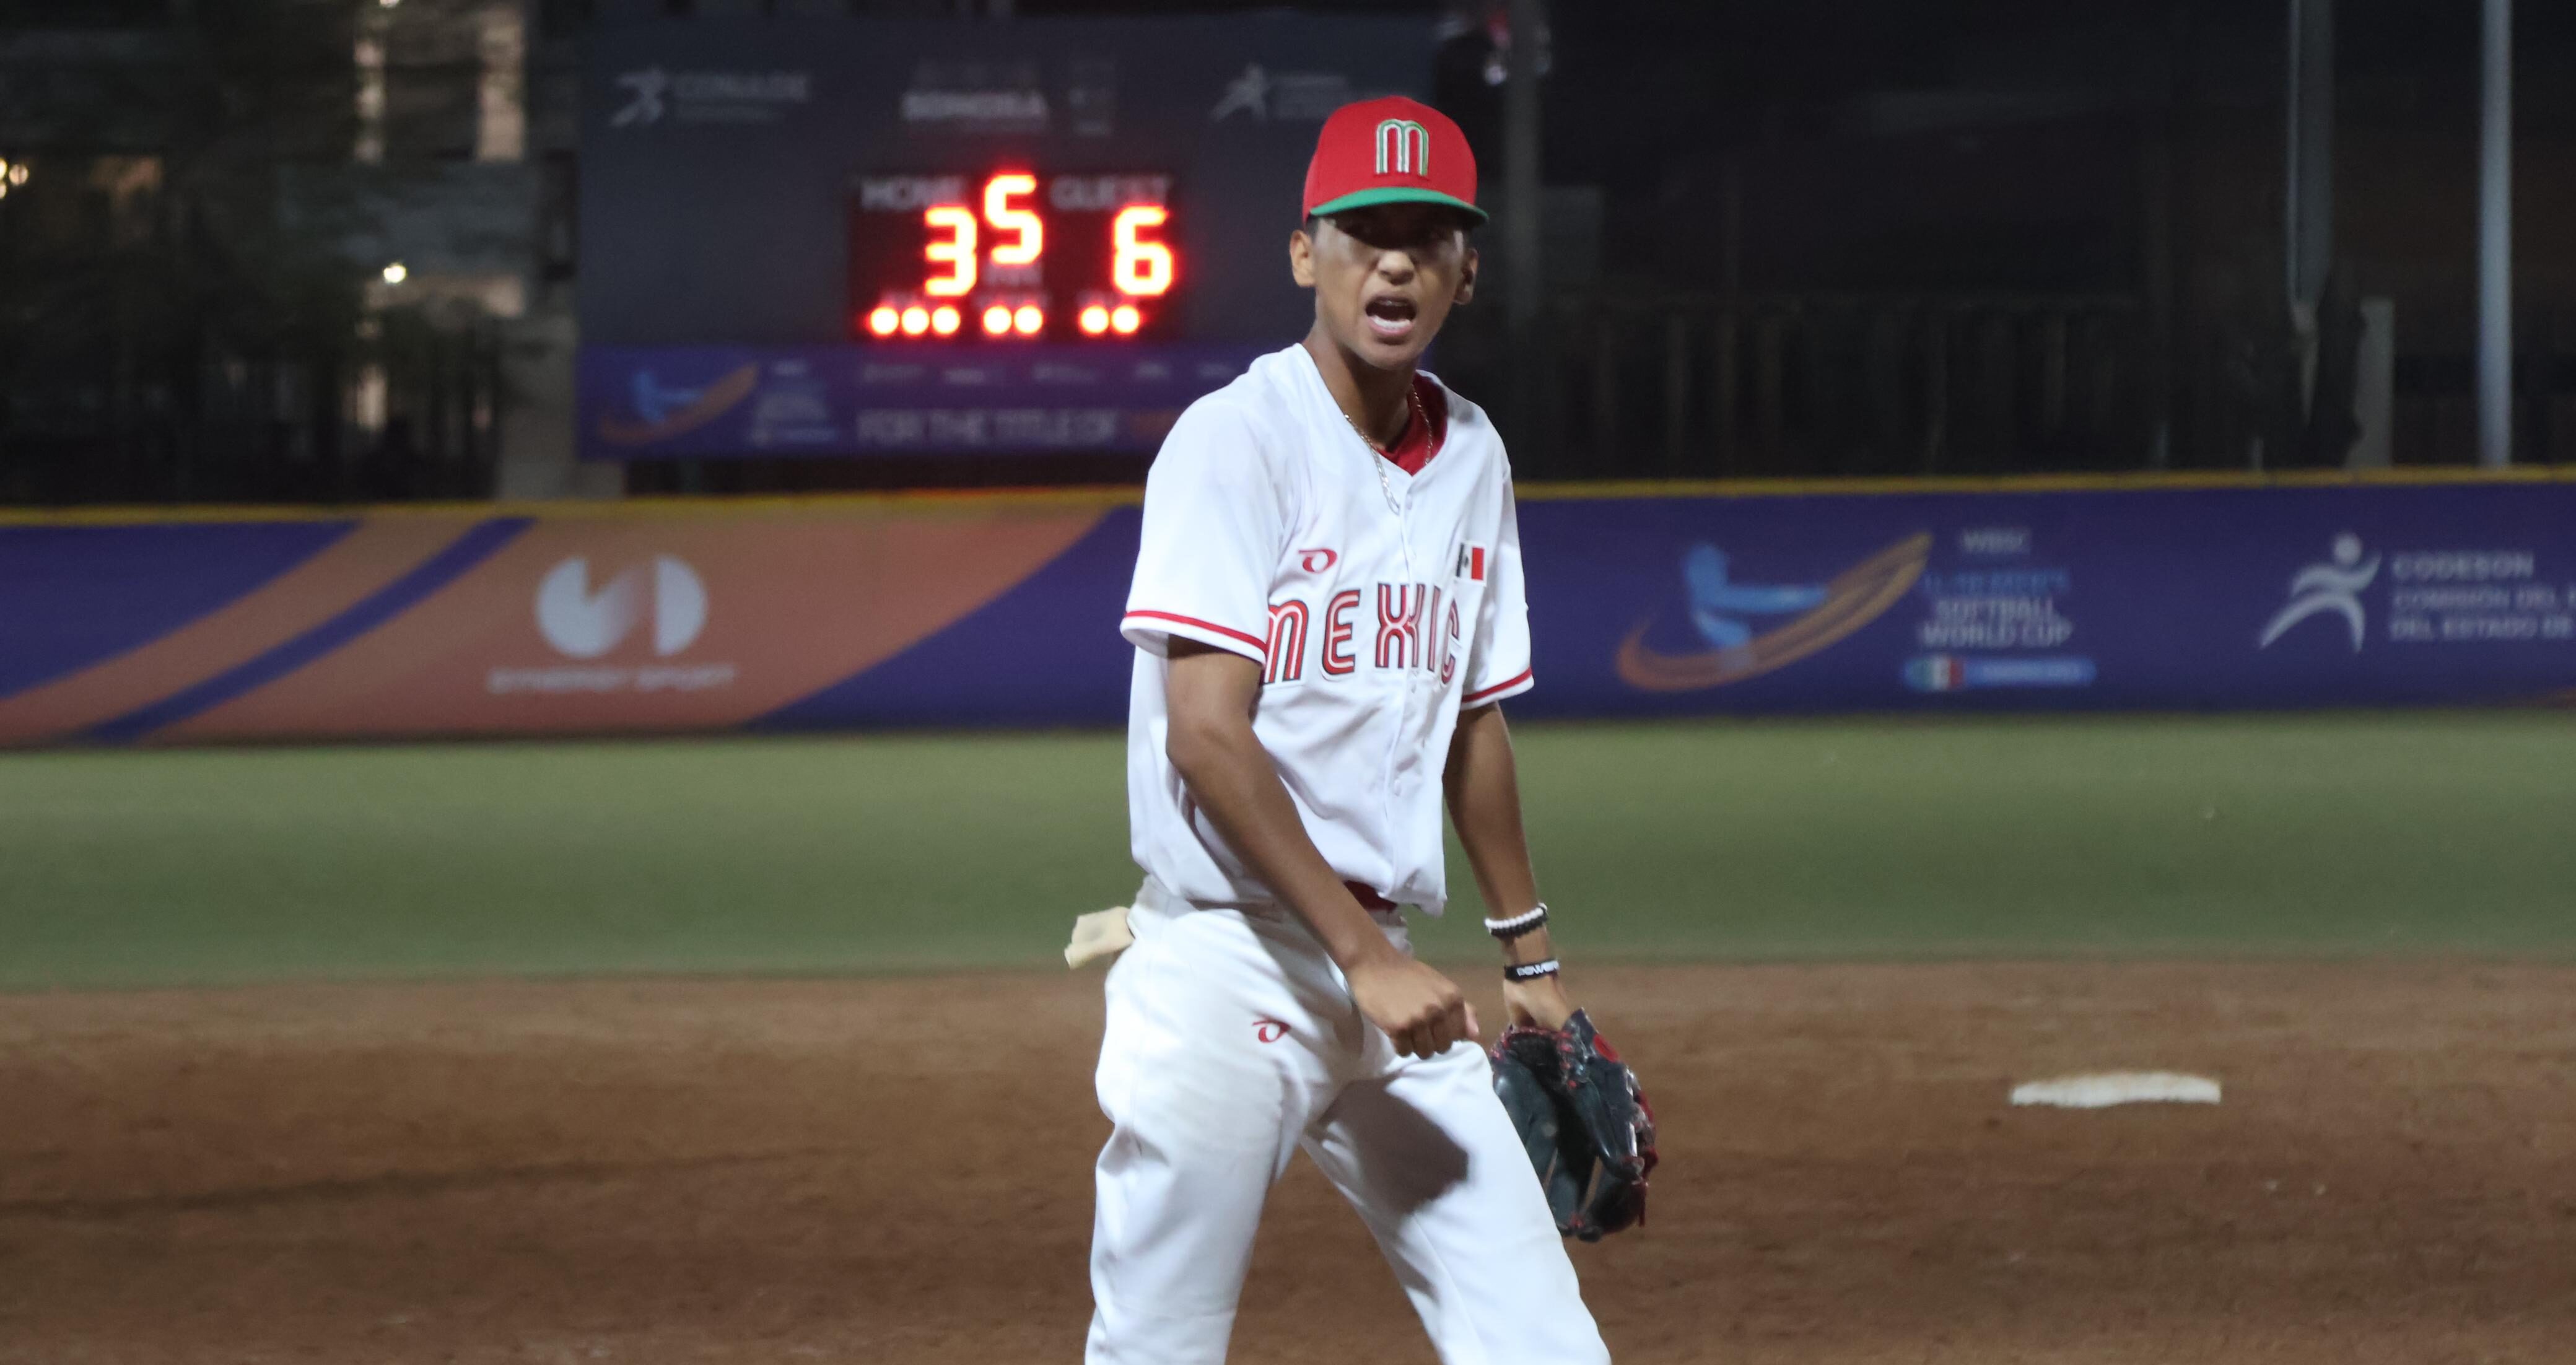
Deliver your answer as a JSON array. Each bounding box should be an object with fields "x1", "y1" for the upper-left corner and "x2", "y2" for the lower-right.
[{"x1": 595, "y1": 365, "x2": 759, "y2": 448}]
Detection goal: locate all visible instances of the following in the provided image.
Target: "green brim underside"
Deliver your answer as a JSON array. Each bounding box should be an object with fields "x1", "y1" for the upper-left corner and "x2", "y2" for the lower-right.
[{"x1": 1308, "y1": 186, "x2": 1489, "y2": 223}]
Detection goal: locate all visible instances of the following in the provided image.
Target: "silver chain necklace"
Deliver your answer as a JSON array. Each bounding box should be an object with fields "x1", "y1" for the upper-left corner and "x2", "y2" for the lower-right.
[{"x1": 1343, "y1": 386, "x2": 1428, "y2": 515}]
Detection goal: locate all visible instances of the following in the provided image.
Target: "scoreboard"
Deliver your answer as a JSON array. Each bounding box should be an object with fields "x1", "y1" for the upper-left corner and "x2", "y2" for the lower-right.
[
  {"x1": 850, "y1": 172, "x2": 1177, "y2": 342},
  {"x1": 577, "y1": 15, "x2": 1436, "y2": 461}
]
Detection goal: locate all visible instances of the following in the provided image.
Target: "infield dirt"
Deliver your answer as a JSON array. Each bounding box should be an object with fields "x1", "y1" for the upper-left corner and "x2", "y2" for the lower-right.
[{"x1": 5, "y1": 962, "x2": 2571, "y2": 1363}]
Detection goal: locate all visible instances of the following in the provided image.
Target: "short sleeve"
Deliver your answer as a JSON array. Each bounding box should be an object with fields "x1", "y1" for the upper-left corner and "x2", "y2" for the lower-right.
[
  {"x1": 1121, "y1": 398, "x2": 1283, "y2": 663},
  {"x1": 1460, "y1": 479, "x2": 1534, "y2": 707}
]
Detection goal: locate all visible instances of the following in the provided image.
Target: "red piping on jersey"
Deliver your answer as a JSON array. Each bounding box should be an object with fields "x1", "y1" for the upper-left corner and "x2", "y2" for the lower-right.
[
  {"x1": 1125, "y1": 610, "x2": 1267, "y2": 654},
  {"x1": 1463, "y1": 668, "x2": 1534, "y2": 705}
]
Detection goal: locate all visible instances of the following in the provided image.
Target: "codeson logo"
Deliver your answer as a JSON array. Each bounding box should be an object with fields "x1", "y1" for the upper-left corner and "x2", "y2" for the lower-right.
[{"x1": 487, "y1": 556, "x2": 736, "y2": 697}]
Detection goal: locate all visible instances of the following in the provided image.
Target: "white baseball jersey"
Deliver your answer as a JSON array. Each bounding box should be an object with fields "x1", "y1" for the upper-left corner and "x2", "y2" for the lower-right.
[{"x1": 1120, "y1": 343, "x2": 1535, "y2": 916}]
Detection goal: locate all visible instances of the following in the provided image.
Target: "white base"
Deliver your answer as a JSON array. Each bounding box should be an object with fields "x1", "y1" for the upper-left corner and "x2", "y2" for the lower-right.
[{"x1": 2010, "y1": 1071, "x2": 2222, "y2": 1109}]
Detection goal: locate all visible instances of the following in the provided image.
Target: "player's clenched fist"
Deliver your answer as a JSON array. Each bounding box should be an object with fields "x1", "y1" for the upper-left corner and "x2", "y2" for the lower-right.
[{"x1": 1346, "y1": 952, "x2": 1482, "y2": 1059}]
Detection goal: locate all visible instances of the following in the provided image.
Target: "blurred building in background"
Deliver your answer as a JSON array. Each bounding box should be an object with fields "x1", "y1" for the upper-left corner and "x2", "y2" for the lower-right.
[
  {"x1": 2, "y1": 0, "x2": 2573, "y2": 504},
  {"x1": 1490, "y1": 1, "x2": 2576, "y2": 480},
  {"x1": 0, "y1": 0, "x2": 570, "y2": 504}
]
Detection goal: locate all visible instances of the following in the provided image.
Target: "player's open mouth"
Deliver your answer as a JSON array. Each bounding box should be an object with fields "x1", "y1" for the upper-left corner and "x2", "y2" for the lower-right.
[{"x1": 1363, "y1": 295, "x2": 1418, "y2": 340}]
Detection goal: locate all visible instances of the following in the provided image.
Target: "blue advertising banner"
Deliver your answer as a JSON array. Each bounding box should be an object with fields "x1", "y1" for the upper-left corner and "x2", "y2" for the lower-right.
[
  {"x1": 1504, "y1": 481, "x2": 2576, "y2": 715},
  {"x1": 578, "y1": 342, "x2": 1267, "y2": 461},
  {"x1": 760, "y1": 478, "x2": 2576, "y2": 726}
]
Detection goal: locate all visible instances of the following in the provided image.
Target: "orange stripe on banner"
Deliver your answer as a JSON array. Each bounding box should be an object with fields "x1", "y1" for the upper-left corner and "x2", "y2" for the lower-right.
[
  {"x1": 0, "y1": 518, "x2": 476, "y2": 745},
  {"x1": 159, "y1": 507, "x2": 1109, "y2": 742}
]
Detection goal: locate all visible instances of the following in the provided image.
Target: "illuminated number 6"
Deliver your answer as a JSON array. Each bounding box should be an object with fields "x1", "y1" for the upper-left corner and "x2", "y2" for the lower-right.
[
  {"x1": 923, "y1": 205, "x2": 977, "y2": 297},
  {"x1": 1113, "y1": 204, "x2": 1174, "y2": 297},
  {"x1": 984, "y1": 173, "x2": 1043, "y2": 266}
]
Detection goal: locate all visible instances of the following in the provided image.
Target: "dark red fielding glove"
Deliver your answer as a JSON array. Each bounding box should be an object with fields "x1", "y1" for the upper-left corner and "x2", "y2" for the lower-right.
[{"x1": 1489, "y1": 1009, "x2": 1658, "y2": 1241}]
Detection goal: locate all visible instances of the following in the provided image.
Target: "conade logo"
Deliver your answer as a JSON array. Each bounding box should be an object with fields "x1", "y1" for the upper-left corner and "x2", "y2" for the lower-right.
[{"x1": 536, "y1": 556, "x2": 707, "y2": 659}]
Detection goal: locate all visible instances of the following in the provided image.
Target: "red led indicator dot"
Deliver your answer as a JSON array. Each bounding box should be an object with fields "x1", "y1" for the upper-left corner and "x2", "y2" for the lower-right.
[
  {"x1": 900, "y1": 306, "x2": 931, "y2": 337},
  {"x1": 982, "y1": 305, "x2": 1013, "y2": 336},
  {"x1": 1110, "y1": 305, "x2": 1142, "y2": 336},
  {"x1": 930, "y1": 305, "x2": 961, "y2": 336},
  {"x1": 867, "y1": 306, "x2": 900, "y2": 338},
  {"x1": 1013, "y1": 305, "x2": 1045, "y2": 336},
  {"x1": 1078, "y1": 305, "x2": 1111, "y2": 336}
]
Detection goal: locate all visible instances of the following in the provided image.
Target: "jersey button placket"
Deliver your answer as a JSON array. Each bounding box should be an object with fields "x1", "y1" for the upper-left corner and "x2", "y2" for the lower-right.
[{"x1": 1373, "y1": 448, "x2": 1413, "y2": 870}]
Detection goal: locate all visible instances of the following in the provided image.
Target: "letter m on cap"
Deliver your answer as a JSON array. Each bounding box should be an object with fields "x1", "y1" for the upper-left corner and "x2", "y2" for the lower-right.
[{"x1": 1375, "y1": 119, "x2": 1430, "y2": 177}]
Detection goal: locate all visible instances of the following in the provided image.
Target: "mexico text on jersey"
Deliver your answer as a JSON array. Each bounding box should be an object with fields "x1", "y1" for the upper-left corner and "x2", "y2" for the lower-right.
[{"x1": 1120, "y1": 346, "x2": 1534, "y2": 917}]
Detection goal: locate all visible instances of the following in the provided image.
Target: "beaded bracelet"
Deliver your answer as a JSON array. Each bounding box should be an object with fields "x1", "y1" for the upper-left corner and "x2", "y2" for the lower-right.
[
  {"x1": 1503, "y1": 958, "x2": 1561, "y2": 983},
  {"x1": 1482, "y1": 903, "x2": 1549, "y2": 940}
]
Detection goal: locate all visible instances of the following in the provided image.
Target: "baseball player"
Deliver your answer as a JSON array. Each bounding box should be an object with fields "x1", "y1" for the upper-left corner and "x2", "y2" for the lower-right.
[{"x1": 1085, "y1": 97, "x2": 1649, "y2": 1364}]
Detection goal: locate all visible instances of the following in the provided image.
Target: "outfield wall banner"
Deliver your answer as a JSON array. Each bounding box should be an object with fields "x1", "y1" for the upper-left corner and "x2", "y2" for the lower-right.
[
  {"x1": 0, "y1": 504, "x2": 1121, "y2": 744},
  {"x1": 4, "y1": 479, "x2": 2574, "y2": 745},
  {"x1": 1508, "y1": 481, "x2": 2576, "y2": 717}
]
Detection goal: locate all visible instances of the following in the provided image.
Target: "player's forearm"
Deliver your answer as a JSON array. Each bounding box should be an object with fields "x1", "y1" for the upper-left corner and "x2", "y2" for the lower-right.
[
  {"x1": 1446, "y1": 704, "x2": 1574, "y2": 1028},
  {"x1": 1444, "y1": 702, "x2": 1542, "y2": 920},
  {"x1": 1167, "y1": 715, "x2": 1402, "y2": 972}
]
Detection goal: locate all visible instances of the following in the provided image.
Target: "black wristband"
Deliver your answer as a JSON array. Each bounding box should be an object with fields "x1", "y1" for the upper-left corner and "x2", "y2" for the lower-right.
[
  {"x1": 1483, "y1": 904, "x2": 1549, "y2": 940},
  {"x1": 1503, "y1": 958, "x2": 1561, "y2": 983}
]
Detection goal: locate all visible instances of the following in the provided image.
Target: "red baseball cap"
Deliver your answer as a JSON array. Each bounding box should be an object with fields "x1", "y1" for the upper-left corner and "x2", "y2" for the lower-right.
[{"x1": 1302, "y1": 96, "x2": 1486, "y2": 224}]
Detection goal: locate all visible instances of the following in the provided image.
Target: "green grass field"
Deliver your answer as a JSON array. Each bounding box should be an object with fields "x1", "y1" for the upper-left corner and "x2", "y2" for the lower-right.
[{"x1": 2, "y1": 713, "x2": 2570, "y2": 991}]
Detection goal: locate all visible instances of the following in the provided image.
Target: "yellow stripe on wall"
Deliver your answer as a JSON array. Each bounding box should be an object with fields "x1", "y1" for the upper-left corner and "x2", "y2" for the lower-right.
[{"x1": 4, "y1": 463, "x2": 2569, "y2": 528}]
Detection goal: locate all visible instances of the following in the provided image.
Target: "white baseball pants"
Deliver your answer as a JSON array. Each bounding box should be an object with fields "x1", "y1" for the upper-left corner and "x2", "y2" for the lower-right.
[{"x1": 1086, "y1": 879, "x2": 1610, "y2": 1365}]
